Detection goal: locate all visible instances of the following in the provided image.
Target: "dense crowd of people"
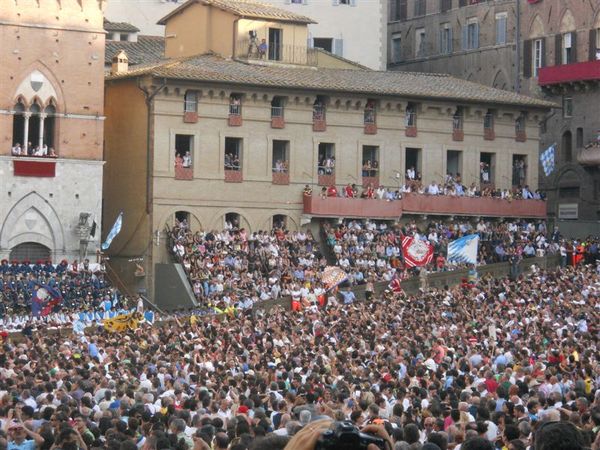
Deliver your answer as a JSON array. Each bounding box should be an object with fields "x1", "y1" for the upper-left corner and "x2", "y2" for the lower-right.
[
  {"x1": 0, "y1": 260, "x2": 598, "y2": 450},
  {"x1": 169, "y1": 220, "x2": 327, "y2": 310},
  {"x1": 321, "y1": 219, "x2": 583, "y2": 286},
  {"x1": 0, "y1": 259, "x2": 127, "y2": 331}
]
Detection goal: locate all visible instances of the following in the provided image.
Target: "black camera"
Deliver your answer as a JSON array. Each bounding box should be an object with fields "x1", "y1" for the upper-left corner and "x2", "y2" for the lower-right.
[{"x1": 316, "y1": 421, "x2": 385, "y2": 450}]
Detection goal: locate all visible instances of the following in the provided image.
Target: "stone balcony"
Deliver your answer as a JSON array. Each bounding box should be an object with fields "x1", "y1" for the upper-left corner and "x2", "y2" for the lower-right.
[{"x1": 303, "y1": 193, "x2": 546, "y2": 219}]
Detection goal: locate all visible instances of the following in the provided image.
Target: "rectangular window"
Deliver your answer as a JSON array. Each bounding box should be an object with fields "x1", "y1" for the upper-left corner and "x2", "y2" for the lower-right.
[
  {"x1": 440, "y1": 0, "x2": 452, "y2": 13},
  {"x1": 318, "y1": 143, "x2": 335, "y2": 174},
  {"x1": 512, "y1": 154, "x2": 527, "y2": 187},
  {"x1": 495, "y1": 12, "x2": 507, "y2": 45},
  {"x1": 272, "y1": 140, "x2": 290, "y2": 173},
  {"x1": 416, "y1": 28, "x2": 426, "y2": 57},
  {"x1": 362, "y1": 145, "x2": 379, "y2": 177},
  {"x1": 271, "y1": 97, "x2": 284, "y2": 118},
  {"x1": 453, "y1": 107, "x2": 463, "y2": 130},
  {"x1": 175, "y1": 135, "x2": 193, "y2": 168},
  {"x1": 391, "y1": 33, "x2": 402, "y2": 62},
  {"x1": 563, "y1": 31, "x2": 575, "y2": 64},
  {"x1": 533, "y1": 38, "x2": 543, "y2": 77},
  {"x1": 563, "y1": 97, "x2": 573, "y2": 118},
  {"x1": 405, "y1": 148, "x2": 422, "y2": 179},
  {"x1": 229, "y1": 94, "x2": 242, "y2": 116},
  {"x1": 596, "y1": 29, "x2": 600, "y2": 59},
  {"x1": 406, "y1": 102, "x2": 417, "y2": 127},
  {"x1": 391, "y1": 0, "x2": 407, "y2": 21},
  {"x1": 484, "y1": 111, "x2": 494, "y2": 130},
  {"x1": 268, "y1": 28, "x2": 282, "y2": 61},
  {"x1": 224, "y1": 137, "x2": 242, "y2": 171},
  {"x1": 440, "y1": 23, "x2": 452, "y2": 54},
  {"x1": 463, "y1": 18, "x2": 479, "y2": 50},
  {"x1": 184, "y1": 91, "x2": 197, "y2": 113},
  {"x1": 446, "y1": 150, "x2": 462, "y2": 179},
  {"x1": 313, "y1": 38, "x2": 333, "y2": 52},
  {"x1": 480, "y1": 152, "x2": 495, "y2": 185},
  {"x1": 414, "y1": 0, "x2": 426, "y2": 17},
  {"x1": 576, "y1": 127, "x2": 583, "y2": 148},
  {"x1": 364, "y1": 100, "x2": 376, "y2": 124}
]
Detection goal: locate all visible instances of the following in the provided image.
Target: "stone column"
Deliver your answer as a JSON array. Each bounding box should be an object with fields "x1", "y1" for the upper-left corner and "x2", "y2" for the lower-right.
[
  {"x1": 23, "y1": 112, "x2": 31, "y2": 151},
  {"x1": 38, "y1": 113, "x2": 47, "y2": 151}
]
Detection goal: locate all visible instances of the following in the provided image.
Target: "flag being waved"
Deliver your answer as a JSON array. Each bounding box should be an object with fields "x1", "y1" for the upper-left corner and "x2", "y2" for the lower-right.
[
  {"x1": 321, "y1": 266, "x2": 348, "y2": 290},
  {"x1": 540, "y1": 144, "x2": 555, "y2": 176},
  {"x1": 103, "y1": 311, "x2": 140, "y2": 332},
  {"x1": 401, "y1": 235, "x2": 434, "y2": 267},
  {"x1": 102, "y1": 212, "x2": 123, "y2": 251},
  {"x1": 447, "y1": 234, "x2": 479, "y2": 265},
  {"x1": 30, "y1": 284, "x2": 62, "y2": 317}
]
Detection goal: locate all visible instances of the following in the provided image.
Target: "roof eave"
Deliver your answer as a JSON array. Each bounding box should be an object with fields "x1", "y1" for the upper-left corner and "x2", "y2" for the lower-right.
[{"x1": 107, "y1": 72, "x2": 552, "y2": 110}]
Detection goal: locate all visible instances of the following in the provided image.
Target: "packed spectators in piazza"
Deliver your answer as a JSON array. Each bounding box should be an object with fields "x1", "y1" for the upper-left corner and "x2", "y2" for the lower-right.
[
  {"x1": 321, "y1": 218, "x2": 586, "y2": 285},
  {"x1": 168, "y1": 219, "x2": 327, "y2": 311},
  {"x1": 0, "y1": 258, "x2": 128, "y2": 331},
  {"x1": 309, "y1": 170, "x2": 544, "y2": 202},
  {"x1": 0, "y1": 257, "x2": 599, "y2": 450},
  {"x1": 11, "y1": 142, "x2": 58, "y2": 158}
]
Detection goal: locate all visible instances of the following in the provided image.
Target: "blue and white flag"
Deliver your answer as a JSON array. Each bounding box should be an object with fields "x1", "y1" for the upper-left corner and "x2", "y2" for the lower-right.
[
  {"x1": 102, "y1": 212, "x2": 123, "y2": 251},
  {"x1": 540, "y1": 144, "x2": 555, "y2": 176},
  {"x1": 447, "y1": 234, "x2": 479, "y2": 265}
]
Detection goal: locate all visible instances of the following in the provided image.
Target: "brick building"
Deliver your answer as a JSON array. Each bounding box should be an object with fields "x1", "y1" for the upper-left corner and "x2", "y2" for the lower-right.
[
  {"x1": 387, "y1": 0, "x2": 600, "y2": 236},
  {"x1": 0, "y1": 0, "x2": 106, "y2": 262},
  {"x1": 102, "y1": 0, "x2": 551, "y2": 303}
]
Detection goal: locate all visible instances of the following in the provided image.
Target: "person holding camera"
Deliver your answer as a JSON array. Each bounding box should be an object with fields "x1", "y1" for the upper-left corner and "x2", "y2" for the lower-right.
[{"x1": 4, "y1": 409, "x2": 45, "y2": 450}]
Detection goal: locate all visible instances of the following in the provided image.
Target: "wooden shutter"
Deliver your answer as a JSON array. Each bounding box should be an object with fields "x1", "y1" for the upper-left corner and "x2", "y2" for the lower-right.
[
  {"x1": 540, "y1": 37, "x2": 546, "y2": 68},
  {"x1": 555, "y1": 34, "x2": 562, "y2": 65},
  {"x1": 590, "y1": 29, "x2": 597, "y2": 61},
  {"x1": 570, "y1": 31, "x2": 577, "y2": 63},
  {"x1": 523, "y1": 39, "x2": 532, "y2": 78}
]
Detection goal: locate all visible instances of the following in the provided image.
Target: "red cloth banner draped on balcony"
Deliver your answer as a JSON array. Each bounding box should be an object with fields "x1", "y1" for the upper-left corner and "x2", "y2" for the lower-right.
[
  {"x1": 401, "y1": 235, "x2": 434, "y2": 267},
  {"x1": 13, "y1": 160, "x2": 56, "y2": 177}
]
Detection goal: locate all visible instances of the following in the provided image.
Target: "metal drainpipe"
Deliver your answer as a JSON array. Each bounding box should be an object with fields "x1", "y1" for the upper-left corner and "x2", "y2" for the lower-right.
[{"x1": 515, "y1": 0, "x2": 521, "y2": 93}]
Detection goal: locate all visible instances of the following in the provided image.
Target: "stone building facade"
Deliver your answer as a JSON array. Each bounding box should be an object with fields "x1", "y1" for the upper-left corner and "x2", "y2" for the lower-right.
[
  {"x1": 102, "y1": 0, "x2": 551, "y2": 300},
  {"x1": 387, "y1": 0, "x2": 600, "y2": 236},
  {"x1": 0, "y1": 0, "x2": 105, "y2": 262}
]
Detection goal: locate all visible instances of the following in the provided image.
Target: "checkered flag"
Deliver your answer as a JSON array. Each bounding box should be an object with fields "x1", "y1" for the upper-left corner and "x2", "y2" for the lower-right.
[{"x1": 540, "y1": 144, "x2": 555, "y2": 176}]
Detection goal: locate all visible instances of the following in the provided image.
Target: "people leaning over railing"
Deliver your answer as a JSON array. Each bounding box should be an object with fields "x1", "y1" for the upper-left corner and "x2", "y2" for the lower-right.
[
  {"x1": 308, "y1": 175, "x2": 545, "y2": 201},
  {"x1": 11, "y1": 142, "x2": 58, "y2": 158}
]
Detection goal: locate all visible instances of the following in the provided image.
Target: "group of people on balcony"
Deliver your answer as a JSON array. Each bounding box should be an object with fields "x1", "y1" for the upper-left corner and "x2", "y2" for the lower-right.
[
  {"x1": 224, "y1": 152, "x2": 241, "y2": 171},
  {"x1": 362, "y1": 159, "x2": 379, "y2": 177},
  {"x1": 175, "y1": 151, "x2": 192, "y2": 169},
  {"x1": 272, "y1": 159, "x2": 289, "y2": 173},
  {"x1": 11, "y1": 142, "x2": 57, "y2": 158}
]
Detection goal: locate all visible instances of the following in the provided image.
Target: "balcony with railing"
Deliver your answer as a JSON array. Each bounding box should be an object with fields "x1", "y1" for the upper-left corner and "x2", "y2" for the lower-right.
[
  {"x1": 538, "y1": 60, "x2": 600, "y2": 86},
  {"x1": 271, "y1": 106, "x2": 285, "y2": 129},
  {"x1": 405, "y1": 112, "x2": 417, "y2": 137},
  {"x1": 235, "y1": 39, "x2": 318, "y2": 66},
  {"x1": 452, "y1": 115, "x2": 464, "y2": 141},
  {"x1": 272, "y1": 168, "x2": 289, "y2": 185},
  {"x1": 317, "y1": 167, "x2": 335, "y2": 186},
  {"x1": 361, "y1": 168, "x2": 379, "y2": 188},
  {"x1": 228, "y1": 103, "x2": 242, "y2": 126},
  {"x1": 313, "y1": 105, "x2": 326, "y2": 132},
  {"x1": 303, "y1": 192, "x2": 547, "y2": 219},
  {"x1": 364, "y1": 106, "x2": 377, "y2": 134}
]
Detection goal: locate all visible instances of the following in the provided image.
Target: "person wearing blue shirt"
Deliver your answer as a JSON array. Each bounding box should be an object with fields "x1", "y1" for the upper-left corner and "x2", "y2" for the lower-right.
[
  {"x1": 6, "y1": 415, "x2": 45, "y2": 450},
  {"x1": 340, "y1": 287, "x2": 356, "y2": 304}
]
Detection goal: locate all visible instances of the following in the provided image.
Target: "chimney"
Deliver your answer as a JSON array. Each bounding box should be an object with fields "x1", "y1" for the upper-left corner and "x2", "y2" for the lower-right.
[{"x1": 111, "y1": 50, "x2": 129, "y2": 75}]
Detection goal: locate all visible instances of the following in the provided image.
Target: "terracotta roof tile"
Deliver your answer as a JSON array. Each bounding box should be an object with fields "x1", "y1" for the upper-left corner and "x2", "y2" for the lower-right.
[
  {"x1": 157, "y1": 0, "x2": 316, "y2": 25},
  {"x1": 105, "y1": 36, "x2": 166, "y2": 67},
  {"x1": 104, "y1": 20, "x2": 140, "y2": 33},
  {"x1": 106, "y1": 53, "x2": 556, "y2": 109}
]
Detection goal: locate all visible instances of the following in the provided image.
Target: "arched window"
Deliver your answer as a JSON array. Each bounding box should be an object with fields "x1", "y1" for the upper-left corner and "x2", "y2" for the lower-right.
[{"x1": 562, "y1": 130, "x2": 573, "y2": 162}]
